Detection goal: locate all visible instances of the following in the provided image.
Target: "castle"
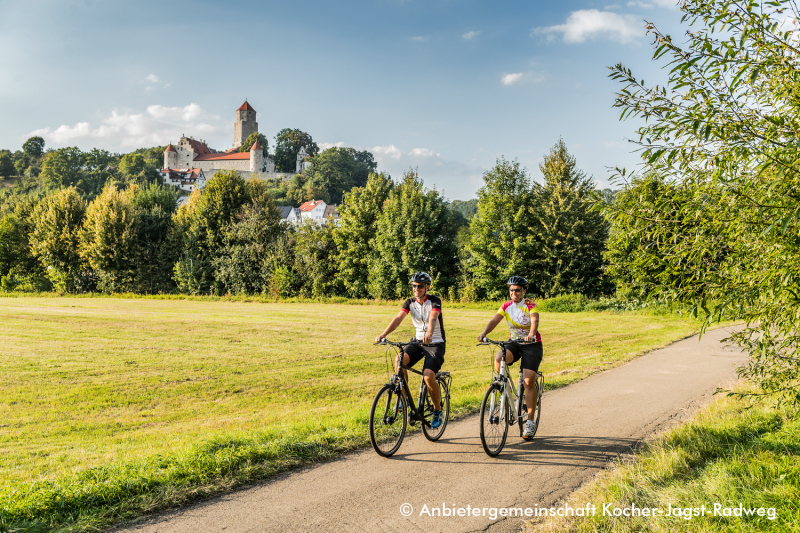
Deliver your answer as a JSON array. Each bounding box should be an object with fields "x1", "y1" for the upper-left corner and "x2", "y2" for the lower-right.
[{"x1": 160, "y1": 101, "x2": 310, "y2": 192}]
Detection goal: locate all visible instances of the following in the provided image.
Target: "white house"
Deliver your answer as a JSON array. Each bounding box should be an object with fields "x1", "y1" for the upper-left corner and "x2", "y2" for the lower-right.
[
  {"x1": 298, "y1": 200, "x2": 327, "y2": 222},
  {"x1": 279, "y1": 205, "x2": 301, "y2": 224},
  {"x1": 160, "y1": 167, "x2": 206, "y2": 192}
]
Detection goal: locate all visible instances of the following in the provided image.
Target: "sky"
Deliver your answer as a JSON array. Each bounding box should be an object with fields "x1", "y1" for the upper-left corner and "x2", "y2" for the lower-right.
[{"x1": 0, "y1": 0, "x2": 685, "y2": 200}]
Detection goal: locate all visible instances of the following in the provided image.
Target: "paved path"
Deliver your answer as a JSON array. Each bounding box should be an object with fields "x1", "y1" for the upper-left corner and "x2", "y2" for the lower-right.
[{"x1": 118, "y1": 327, "x2": 747, "y2": 533}]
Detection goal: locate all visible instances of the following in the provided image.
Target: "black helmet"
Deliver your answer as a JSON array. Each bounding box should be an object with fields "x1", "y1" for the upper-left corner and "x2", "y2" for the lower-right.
[
  {"x1": 507, "y1": 276, "x2": 528, "y2": 289},
  {"x1": 410, "y1": 272, "x2": 432, "y2": 284}
]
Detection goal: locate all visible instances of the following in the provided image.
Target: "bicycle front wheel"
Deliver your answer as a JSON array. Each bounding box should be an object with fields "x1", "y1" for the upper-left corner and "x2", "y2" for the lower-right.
[
  {"x1": 369, "y1": 384, "x2": 408, "y2": 457},
  {"x1": 421, "y1": 377, "x2": 450, "y2": 441},
  {"x1": 480, "y1": 383, "x2": 508, "y2": 457}
]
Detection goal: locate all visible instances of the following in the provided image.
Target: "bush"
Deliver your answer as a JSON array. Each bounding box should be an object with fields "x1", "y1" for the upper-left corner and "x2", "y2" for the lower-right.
[{"x1": 537, "y1": 293, "x2": 589, "y2": 312}]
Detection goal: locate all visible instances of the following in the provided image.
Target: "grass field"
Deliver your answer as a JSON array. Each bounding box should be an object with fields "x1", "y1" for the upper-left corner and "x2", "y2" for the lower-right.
[
  {"x1": 0, "y1": 296, "x2": 701, "y2": 532},
  {"x1": 525, "y1": 387, "x2": 800, "y2": 533}
]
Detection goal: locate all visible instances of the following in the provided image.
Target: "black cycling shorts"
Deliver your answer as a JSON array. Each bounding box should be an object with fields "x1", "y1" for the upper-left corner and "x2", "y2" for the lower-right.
[
  {"x1": 506, "y1": 341, "x2": 543, "y2": 372},
  {"x1": 403, "y1": 342, "x2": 445, "y2": 373}
]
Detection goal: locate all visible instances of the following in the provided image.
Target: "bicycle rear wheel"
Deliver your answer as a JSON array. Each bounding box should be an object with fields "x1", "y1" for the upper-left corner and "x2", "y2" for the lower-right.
[
  {"x1": 480, "y1": 383, "x2": 508, "y2": 457},
  {"x1": 421, "y1": 377, "x2": 450, "y2": 441},
  {"x1": 369, "y1": 384, "x2": 407, "y2": 457}
]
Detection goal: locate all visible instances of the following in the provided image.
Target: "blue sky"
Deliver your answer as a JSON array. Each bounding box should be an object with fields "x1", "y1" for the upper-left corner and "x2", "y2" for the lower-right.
[{"x1": 0, "y1": 0, "x2": 683, "y2": 199}]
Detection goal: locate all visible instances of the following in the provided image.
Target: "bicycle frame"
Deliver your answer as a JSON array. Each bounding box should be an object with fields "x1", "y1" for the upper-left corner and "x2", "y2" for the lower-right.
[{"x1": 490, "y1": 353, "x2": 527, "y2": 426}]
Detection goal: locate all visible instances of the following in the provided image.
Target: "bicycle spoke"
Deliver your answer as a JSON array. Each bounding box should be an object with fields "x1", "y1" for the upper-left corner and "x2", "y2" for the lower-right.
[{"x1": 369, "y1": 384, "x2": 407, "y2": 457}]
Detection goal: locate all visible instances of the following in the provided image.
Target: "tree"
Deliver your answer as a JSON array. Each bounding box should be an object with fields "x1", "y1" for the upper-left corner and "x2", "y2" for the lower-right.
[
  {"x1": 465, "y1": 158, "x2": 535, "y2": 300},
  {"x1": 239, "y1": 132, "x2": 269, "y2": 159},
  {"x1": 449, "y1": 199, "x2": 478, "y2": 226},
  {"x1": 293, "y1": 219, "x2": 341, "y2": 297},
  {"x1": 40, "y1": 147, "x2": 84, "y2": 190},
  {"x1": 29, "y1": 187, "x2": 88, "y2": 292},
  {"x1": 334, "y1": 172, "x2": 392, "y2": 297},
  {"x1": 303, "y1": 147, "x2": 377, "y2": 204},
  {"x1": 22, "y1": 136, "x2": 45, "y2": 159},
  {"x1": 529, "y1": 140, "x2": 610, "y2": 298},
  {"x1": 212, "y1": 182, "x2": 284, "y2": 295},
  {"x1": 367, "y1": 170, "x2": 459, "y2": 299},
  {"x1": 80, "y1": 184, "x2": 140, "y2": 293},
  {"x1": 605, "y1": 0, "x2": 800, "y2": 403},
  {"x1": 130, "y1": 182, "x2": 179, "y2": 293},
  {"x1": 0, "y1": 151, "x2": 15, "y2": 177},
  {"x1": 119, "y1": 153, "x2": 147, "y2": 177},
  {"x1": 0, "y1": 195, "x2": 50, "y2": 292},
  {"x1": 273, "y1": 128, "x2": 318, "y2": 172}
]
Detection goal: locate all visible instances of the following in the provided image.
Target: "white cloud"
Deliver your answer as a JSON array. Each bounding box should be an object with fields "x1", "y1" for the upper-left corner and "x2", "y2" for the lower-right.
[
  {"x1": 501, "y1": 71, "x2": 545, "y2": 86},
  {"x1": 411, "y1": 36, "x2": 428, "y2": 42},
  {"x1": 318, "y1": 141, "x2": 347, "y2": 151},
  {"x1": 145, "y1": 74, "x2": 159, "y2": 83},
  {"x1": 462, "y1": 30, "x2": 480, "y2": 40},
  {"x1": 372, "y1": 144, "x2": 403, "y2": 160},
  {"x1": 604, "y1": 4, "x2": 621, "y2": 8},
  {"x1": 533, "y1": 9, "x2": 642, "y2": 44},
  {"x1": 502, "y1": 73, "x2": 525, "y2": 85},
  {"x1": 627, "y1": 0, "x2": 678, "y2": 7},
  {"x1": 27, "y1": 103, "x2": 222, "y2": 149}
]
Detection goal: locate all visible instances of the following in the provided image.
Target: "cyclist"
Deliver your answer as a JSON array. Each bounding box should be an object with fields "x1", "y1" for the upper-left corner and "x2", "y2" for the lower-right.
[
  {"x1": 477, "y1": 276, "x2": 542, "y2": 438},
  {"x1": 375, "y1": 272, "x2": 445, "y2": 429}
]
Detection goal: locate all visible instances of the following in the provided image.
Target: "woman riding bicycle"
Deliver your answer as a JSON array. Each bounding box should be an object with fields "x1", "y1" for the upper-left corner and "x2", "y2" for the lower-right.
[{"x1": 477, "y1": 276, "x2": 543, "y2": 438}]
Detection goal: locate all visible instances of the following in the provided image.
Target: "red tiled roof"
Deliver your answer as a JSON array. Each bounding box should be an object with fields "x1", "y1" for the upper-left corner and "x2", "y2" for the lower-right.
[
  {"x1": 185, "y1": 138, "x2": 212, "y2": 155},
  {"x1": 165, "y1": 144, "x2": 177, "y2": 153},
  {"x1": 193, "y1": 152, "x2": 251, "y2": 161},
  {"x1": 251, "y1": 140, "x2": 261, "y2": 151},
  {"x1": 238, "y1": 101, "x2": 255, "y2": 111},
  {"x1": 160, "y1": 167, "x2": 203, "y2": 178},
  {"x1": 299, "y1": 200, "x2": 325, "y2": 212}
]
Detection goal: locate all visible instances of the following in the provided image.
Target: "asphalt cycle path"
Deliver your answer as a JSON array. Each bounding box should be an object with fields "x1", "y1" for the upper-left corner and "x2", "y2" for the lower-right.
[{"x1": 118, "y1": 327, "x2": 747, "y2": 533}]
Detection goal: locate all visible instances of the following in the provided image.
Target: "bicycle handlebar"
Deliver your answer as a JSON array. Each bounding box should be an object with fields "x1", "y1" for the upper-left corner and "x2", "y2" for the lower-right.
[
  {"x1": 374, "y1": 338, "x2": 435, "y2": 348},
  {"x1": 476, "y1": 337, "x2": 536, "y2": 347}
]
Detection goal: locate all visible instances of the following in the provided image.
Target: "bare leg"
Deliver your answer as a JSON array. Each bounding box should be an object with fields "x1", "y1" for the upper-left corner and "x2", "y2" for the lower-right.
[
  {"x1": 522, "y1": 368, "x2": 539, "y2": 418},
  {"x1": 423, "y1": 368, "x2": 441, "y2": 410},
  {"x1": 494, "y1": 349, "x2": 514, "y2": 373}
]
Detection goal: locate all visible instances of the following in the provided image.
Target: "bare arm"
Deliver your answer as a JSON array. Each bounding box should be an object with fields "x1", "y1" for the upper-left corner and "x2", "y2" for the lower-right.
[
  {"x1": 478, "y1": 313, "x2": 505, "y2": 342},
  {"x1": 376, "y1": 310, "x2": 407, "y2": 343},
  {"x1": 422, "y1": 309, "x2": 440, "y2": 344},
  {"x1": 525, "y1": 312, "x2": 539, "y2": 342}
]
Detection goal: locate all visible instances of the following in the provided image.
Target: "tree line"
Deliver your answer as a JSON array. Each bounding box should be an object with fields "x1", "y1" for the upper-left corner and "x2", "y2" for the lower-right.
[{"x1": 0, "y1": 140, "x2": 614, "y2": 300}]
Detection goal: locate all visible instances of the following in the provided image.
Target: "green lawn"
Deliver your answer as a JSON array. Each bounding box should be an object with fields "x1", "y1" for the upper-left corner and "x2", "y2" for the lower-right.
[
  {"x1": 525, "y1": 387, "x2": 800, "y2": 533},
  {"x1": 0, "y1": 296, "x2": 700, "y2": 532}
]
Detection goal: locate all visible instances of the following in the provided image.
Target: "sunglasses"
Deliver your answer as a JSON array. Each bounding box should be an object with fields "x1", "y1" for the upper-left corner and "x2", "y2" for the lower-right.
[
  {"x1": 412, "y1": 284, "x2": 428, "y2": 289},
  {"x1": 509, "y1": 288, "x2": 524, "y2": 293}
]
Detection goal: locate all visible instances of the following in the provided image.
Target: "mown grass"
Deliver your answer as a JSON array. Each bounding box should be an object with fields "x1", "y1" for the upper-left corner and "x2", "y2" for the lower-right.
[
  {"x1": 524, "y1": 387, "x2": 800, "y2": 533},
  {"x1": 0, "y1": 296, "x2": 701, "y2": 532}
]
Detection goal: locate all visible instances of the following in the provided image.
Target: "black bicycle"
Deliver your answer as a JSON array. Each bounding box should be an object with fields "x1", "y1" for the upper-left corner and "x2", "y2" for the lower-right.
[
  {"x1": 477, "y1": 337, "x2": 544, "y2": 456},
  {"x1": 369, "y1": 338, "x2": 452, "y2": 457}
]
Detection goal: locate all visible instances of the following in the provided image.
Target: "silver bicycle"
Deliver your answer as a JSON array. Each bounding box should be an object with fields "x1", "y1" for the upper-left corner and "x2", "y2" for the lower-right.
[{"x1": 478, "y1": 337, "x2": 544, "y2": 457}]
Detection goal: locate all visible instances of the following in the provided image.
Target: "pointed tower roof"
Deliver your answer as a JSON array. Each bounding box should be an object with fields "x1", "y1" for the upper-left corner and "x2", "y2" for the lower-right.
[
  {"x1": 238, "y1": 100, "x2": 255, "y2": 111},
  {"x1": 250, "y1": 140, "x2": 261, "y2": 151},
  {"x1": 165, "y1": 143, "x2": 177, "y2": 153}
]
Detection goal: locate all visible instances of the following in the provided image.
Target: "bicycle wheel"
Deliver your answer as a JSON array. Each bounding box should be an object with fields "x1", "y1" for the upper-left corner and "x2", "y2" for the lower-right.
[
  {"x1": 369, "y1": 384, "x2": 407, "y2": 457},
  {"x1": 421, "y1": 377, "x2": 450, "y2": 441},
  {"x1": 480, "y1": 383, "x2": 508, "y2": 457}
]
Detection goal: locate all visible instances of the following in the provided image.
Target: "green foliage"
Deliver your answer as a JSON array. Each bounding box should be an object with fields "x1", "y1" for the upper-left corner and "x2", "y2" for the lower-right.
[
  {"x1": 40, "y1": 147, "x2": 84, "y2": 190},
  {"x1": 532, "y1": 139, "x2": 611, "y2": 298},
  {"x1": 0, "y1": 151, "x2": 14, "y2": 178},
  {"x1": 29, "y1": 187, "x2": 88, "y2": 292},
  {"x1": 22, "y1": 136, "x2": 45, "y2": 158},
  {"x1": 239, "y1": 132, "x2": 269, "y2": 158},
  {"x1": 466, "y1": 158, "x2": 536, "y2": 300},
  {"x1": 367, "y1": 170, "x2": 459, "y2": 298},
  {"x1": 334, "y1": 172, "x2": 392, "y2": 297},
  {"x1": 303, "y1": 147, "x2": 377, "y2": 204},
  {"x1": 212, "y1": 192, "x2": 285, "y2": 295},
  {"x1": 293, "y1": 219, "x2": 342, "y2": 297},
  {"x1": 536, "y1": 293, "x2": 590, "y2": 313},
  {"x1": 273, "y1": 128, "x2": 318, "y2": 173},
  {"x1": 605, "y1": 0, "x2": 800, "y2": 403},
  {"x1": 118, "y1": 152, "x2": 147, "y2": 177},
  {"x1": 449, "y1": 198, "x2": 478, "y2": 227}
]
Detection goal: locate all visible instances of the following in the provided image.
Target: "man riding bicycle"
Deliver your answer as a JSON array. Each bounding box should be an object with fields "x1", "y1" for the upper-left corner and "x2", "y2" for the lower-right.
[
  {"x1": 375, "y1": 272, "x2": 445, "y2": 429},
  {"x1": 477, "y1": 276, "x2": 542, "y2": 438}
]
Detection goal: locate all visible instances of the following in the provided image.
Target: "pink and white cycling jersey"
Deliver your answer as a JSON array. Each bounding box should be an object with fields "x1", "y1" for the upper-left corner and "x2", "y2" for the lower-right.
[{"x1": 497, "y1": 299, "x2": 542, "y2": 342}]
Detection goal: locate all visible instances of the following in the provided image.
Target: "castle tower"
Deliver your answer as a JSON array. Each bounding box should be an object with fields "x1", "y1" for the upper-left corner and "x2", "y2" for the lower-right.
[
  {"x1": 250, "y1": 140, "x2": 263, "y2": 172},
  {"x1": 233, "y1": 100, "x2": 258, "y2": 149},
  {"x1": 296, "y1": 146, "x2": 308, "y2": 173},
  {"x1": 164, "y1": 143, "x2": 177, "y2": 169}
]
